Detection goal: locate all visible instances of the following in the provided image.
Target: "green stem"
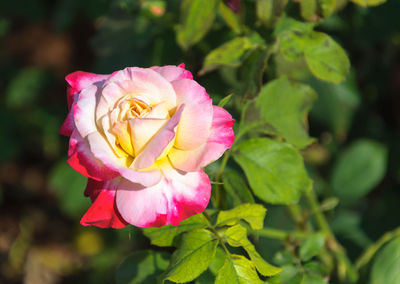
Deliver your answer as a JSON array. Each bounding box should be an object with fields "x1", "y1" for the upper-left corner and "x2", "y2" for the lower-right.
[
  {"x1": 251, "y1": 227, "x2": 307, "y2": 240},
  {"x1": 202, "y1": 211, "x2": 230, "y2": 255},
  {"x1": 355, "y1": 226, "x2": 400, "y2": 270},
  {"x1": 213, "y1": 150, "x2": 231, "y2": 209},
  {"x1": 305, "y1": 189, "x2": 358, "y2": 282}
]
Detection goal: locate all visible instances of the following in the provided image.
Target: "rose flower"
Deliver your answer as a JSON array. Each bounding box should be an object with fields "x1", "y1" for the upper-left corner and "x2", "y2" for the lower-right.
[{"x1": 60, "y1": 64, "x2": 234, "y2": 228}]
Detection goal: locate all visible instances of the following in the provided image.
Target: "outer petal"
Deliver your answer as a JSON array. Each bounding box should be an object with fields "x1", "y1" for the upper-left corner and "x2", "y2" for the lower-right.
[
  {"x1": 131, "y1": 105, "x2": 184, "y2": 169},
  {"x1": 67, "y1": 130, "x2": 119, "y2": 181},
  {"x1": 169, "y1": 106, "x2": 235, "y2": 172},
  {"x1": 59, "y1": 110, "x2": 74, "y2": 136},
  {"x1": 172, "y1": 79, "x2": 213, "y2": 150},
  {"x1": 73, "y1": 85, "x2": 99, "y2": 138},
  {"x1": 80, "y1": 179, "x2": 128, "y2": 229},
  {"x1": 87, "y1": 131, "x2": 163, "y2": 187},
  {"x1": 153, "y1": 65, "x2": 193, "y2": 82},
  {"x1": 65, "y1": 71, "x2": 108, "y2": 109},
  {"x1": 96, "y1": 67, "x2": 177, "y2": 120},
  {"x1": 115, "y1": 163, "x2": 211, "y2": 228}
]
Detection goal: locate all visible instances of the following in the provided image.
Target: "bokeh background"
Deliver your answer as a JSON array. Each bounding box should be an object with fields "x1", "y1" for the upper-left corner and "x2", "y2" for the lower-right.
[{"x1": 1, "y1": 0, "x2": 400, "y2": 283}]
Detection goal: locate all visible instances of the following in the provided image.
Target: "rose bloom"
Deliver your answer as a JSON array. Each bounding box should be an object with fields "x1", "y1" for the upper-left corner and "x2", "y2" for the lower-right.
[{"x1": 60, "y1": 64, "x2": 234, "y2": 228}]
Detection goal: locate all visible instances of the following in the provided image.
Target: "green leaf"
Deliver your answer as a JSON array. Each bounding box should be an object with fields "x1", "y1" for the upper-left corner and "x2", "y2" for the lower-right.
[
  {"x1": 115, "y1": 250, "x2": 169, "y2": 284},
  {"x1": 216, "y1": 254, "x2": 263, "y2": 284},
  {"x1": 176, "y1": 0, "x2": 219, "y2": 50},
  {"x1": 143, "y1": 213, "x2": 208, "y2": 247},
  {"x1": 300, "y1": 0, "x2": 317, "y2": 20},
  {"x1": 301, "y1": 273, "x2": 328, "y2": 284},
  {"x1": 164, "y1": 229, "x2": 218, "y2": 283},
  {"x1": 303, "y1": 32, "x2": 350, "y2": 84},
  {"x1": 49, "y1": 159, "x2": 89, "y2": 217},
  {"x1": 370, "y1": 237, "x2": 400, "y2": 284},
  {"x1": 224, "y1": 224, "x2": 282, "y2": 276},
  {"x1": 222, "y1": 171, "x2": 255, "y2": 206},
  {"x1": 216, "y1": 204, "x2": 266, "y2": 230},
  {"x1": 268, "y1": 265, "x2": 302, "y2": 284},
  {"x1": 331, "y1": 139, "x2": 387, "y2": 201},
  {"x1": 275, "y1": 17, "x2": 350, "y2": 83},
  {"x1": 209, "y1": 247, "x2": 226, "y2": 275},
  {"x1": 218, "y1": 94, "x2": 233, "y2": 108},
  {"x1": 218, "y1": 1, "x2": 243, "y2": 34},
  {"x1": 200, "y1": 33, "x2": 265, "y2": 75},
  {"x1": 299, "y1": 233, "x2": 326, "y2": 261},
  {"x1": 237, "y1": 47, "x2": 270, "y2": 99},
  {"x1": 318, "y1": 0, "x2": 336, "y2": 18},
  {"x1": 256, "y1": 0, "x2": 288, "y2": 28},
  {"x1": 350, "y1": 0, "x2": 386, "y2": 7},
  {"x1": 256, "y1": 76, "x2": 317, "y2": 148},
  {"x1": 234, "y1": 138, "x2": 312, "y2": 204}
]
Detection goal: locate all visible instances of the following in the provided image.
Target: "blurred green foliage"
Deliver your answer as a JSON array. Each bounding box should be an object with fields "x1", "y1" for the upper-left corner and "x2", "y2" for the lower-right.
[{"x1": 1, "y1": 0, "x2": 400, "y2": 283}]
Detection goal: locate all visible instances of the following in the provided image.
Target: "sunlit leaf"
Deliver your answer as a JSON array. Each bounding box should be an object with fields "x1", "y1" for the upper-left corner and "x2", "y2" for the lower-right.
[
  {"x1": 350, "y1": 0, "x2": 386, "y2": 7},
  {"x1": 143, "y1": 213, "x2": 208, "y2": 247},
  {"x1": 216, "y1": 204, "x2": 265, "y2": 230},
  {"x1": 200, "y1": 33, "x2": 265, "y2": 75},
  {"x1": 177, "y1": 0, "x2": 219, "y2": 50},
  {"x1": 303, "y1": 32, "x2": 350, "y2": 84},
  {"x1": 215, "y1": 254, "x2": 264, "y2": 284},
  {"x1": 218, "y1": 1, "x2": 243, "y2": 34},
  {"x1": 224, "y1": 224, "x2": 282, "y2": 276},
  {"x1": 257, "y1": 76, "x2": 317, "y2": 148},
  {"x1": 370, "y1": 237, "x2": 400, "y2": 284},
  {"x1": 164, "y1": 229, "x2": 218, "y2": 283},
  {"x1": 234, "y1": 138, "x2": 312, "y2": 204}
]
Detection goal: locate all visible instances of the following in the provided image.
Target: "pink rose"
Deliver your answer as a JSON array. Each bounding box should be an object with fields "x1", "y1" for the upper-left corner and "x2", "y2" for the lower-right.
[{"x1": 60, "y1": 64, "x2": 234, "y2": 228}]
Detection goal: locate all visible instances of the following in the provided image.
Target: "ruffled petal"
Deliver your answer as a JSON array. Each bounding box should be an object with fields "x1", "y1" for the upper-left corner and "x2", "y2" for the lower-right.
[
  {"x1": 172, "y1": 79, "x2": 213, "y2": 150},
  {"x1": 129, "y1": 118, "x2": 168, "y2": 156},
  {"x1": 67, "y1": 130, "x2": 119, "y2": 181},
  {"x1": 73, "y1": 85, "x2": 100, "y2": 138},
  {"x1": 87, "y1": 131, "x2": 162, "y2": 187},
  {"x1": 96, "y1": 67, "x2": 177, "y2": 120},
  {"x1": 59, "y1": 110, "x2": 74, "y2": 136},
  {"x1": 80, "y1": 180, "x2": 128, "y2": 229},
  {"x1": 65, "y1": 71, "x2": 108, "y2": 109},
  {"x1": 131, "y1": 105, "x2": 184, "y2": 169},
  {"x1": 168, "y1": 106, "x2": 235, "y2": 171},
  {"x1": 115, "y1": 162, "x2": 211, "y2": 228},
  {"x1": 153, "y1": 65, "x2": 193, "y2": 82}
]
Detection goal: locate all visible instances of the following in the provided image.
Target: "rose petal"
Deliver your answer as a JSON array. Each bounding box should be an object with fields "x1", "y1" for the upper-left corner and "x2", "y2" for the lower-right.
[
  {"x1": 131, "y1": 105, "x2": 184, "y2": 169},
  {"x1": 153, "y1": 65, "x2": 193, "y2": 82},
  {"x1": 169, "y1": 106, "x2": 235, "y2": 171},
  {"x1": 80, "y1": 180, "x2": 128, "y2": 229},
  {"x1": 115, "y1": 162, "x2": 211, "y2": 227},
  {"x1": 67, "y1": 130, "x2": 119, "y2": 181},
  {"x1": 73, "y1": 85, "x2": 99, "y2": 138},
  {"x1": 65, "y1": 71, "x2": 108, "y2": 109},
  {"x1": 172, "y1": 79, "x2": 213, "y2": 150},
  {"x1": 129, "y1": 118, "x2": 168, "y2": 156},
  {"x1": 96, "y1": 67, "x2": 177, "y2": 120},
  {"x1": 87, "y1": 131, "x2": 162, "y2": 187},
  {"x1": 59, "y1": 110, "x2": 74, "y2": 136}
]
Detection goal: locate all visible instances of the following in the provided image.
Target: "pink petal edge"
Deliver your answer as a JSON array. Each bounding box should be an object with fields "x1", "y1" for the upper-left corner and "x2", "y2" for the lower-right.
[
  {"x1": 80, "y1": 179, "x2": 128, "y2": 229},
  {"x1": 115, "y1": 166, "x2": 211, "y2": 228}
]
